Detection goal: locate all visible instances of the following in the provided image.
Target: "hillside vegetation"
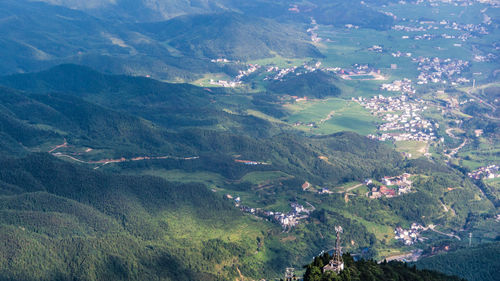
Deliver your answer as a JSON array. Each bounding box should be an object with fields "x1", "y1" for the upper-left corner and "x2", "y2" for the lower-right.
[
  {"x1": 0, "y1": 153, "x2": 286, "y2": 280},
  {"x1": 137, "y1": 13, "x2": 323, "y2": 61},
  {"x1": 415, "y1": 242, "x2": 500, "y2": 281}
]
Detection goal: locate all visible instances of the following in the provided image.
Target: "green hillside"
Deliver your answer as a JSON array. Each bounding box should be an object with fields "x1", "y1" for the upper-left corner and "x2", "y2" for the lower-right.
[
  {"x1": 137, "y1": 12, "x2": 323, "y2": 61},
  {"x1": 414, "y1": 242, "x2": 500, "y2": 281},
  {"x1": 32, "y1": 0, "x2": 394, "y2": 30},
  {"x1": 0, "y1": 65, "x2": 496, "y2": 280},
  {"x1": 0, "y1": 153, "x2": 284, "y2": 280},
  {"x1": 267, "y1": 70, "x2": 341, "y2": 99}
]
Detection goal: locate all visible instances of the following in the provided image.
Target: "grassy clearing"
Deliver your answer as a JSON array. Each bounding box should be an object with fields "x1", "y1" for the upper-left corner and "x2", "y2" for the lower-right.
[
  {"x1": 141, "y1": 169, "x2": 226, "y2": 186},
  {"x1": 395, "y1": 141, "x2": 428, "y2": 159},
  {"x1": 284, "y1": 98, "x2": 381, "y2": 135},
  {"x1": 241, "y1": 171, "x2": 292, "y2": 185},
  {"x1": 246, "y1": 53, "x2": 312, "y2": 68},
  {"x1": 339, "y1": 210, "x2": 397, "y2": 245},
  {"x1": 246, "y1": 109, "x2": 287, "y2": 125}
]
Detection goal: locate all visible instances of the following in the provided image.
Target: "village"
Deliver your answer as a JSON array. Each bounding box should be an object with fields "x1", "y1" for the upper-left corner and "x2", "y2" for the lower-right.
[
  {"x1": 208, "y1": 62, "x2": 260, "y2": 87},
  {"x1": 380, "y1": 78, "x2": 416, "y2": 95},
  {"x1": 365, "y1": 173, "x2": 413, "y2": 199},
  {"x1": 225, "y1": 194, "x2": 312, "y2": 229},
  {"x1": 413, "y1": 57, "x2": 470, "y2": 85},
  {"x1": 356, "y1": 94, "x2": 438, "y2": 142},
  {"x1": 468, "y1": 164, "x2": 500, "y2": 180},
  {"x1": 394, "y1": 223, "x2": 426, "y2": 246}
]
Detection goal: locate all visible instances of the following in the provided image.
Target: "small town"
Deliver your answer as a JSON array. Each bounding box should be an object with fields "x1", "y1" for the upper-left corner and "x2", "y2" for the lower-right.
[{"x1": 356, "y1": 95, "x2": 437, "y2": 142}]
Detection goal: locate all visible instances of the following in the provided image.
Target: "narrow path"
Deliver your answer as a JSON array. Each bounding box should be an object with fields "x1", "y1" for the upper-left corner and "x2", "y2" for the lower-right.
[
  {"x1": 53, "y1": 153, "x2": 199, "y2": 167},
  {"x1": 345, "y1": 183, "x2": 363, "y2": 193},
  {"x1": 48, "y1": 139, "x2": 68, "y2": 153},
  {"x1": 445, "y1": 128, "x2": 460, "y2": 140},
  {"x1": 319, "y1": 110, "x2": 336, "y2": 124},
  {"x1": 427, "y1": 225, "x2": 461, "y2": 240}
]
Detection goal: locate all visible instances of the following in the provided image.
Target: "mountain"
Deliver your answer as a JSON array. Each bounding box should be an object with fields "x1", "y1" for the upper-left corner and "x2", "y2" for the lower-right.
[
  {"x1": 0, "y1": 0, "x2": 241, "y2": 80},
  {"x1": 135, "y1": 12, "x2": 323, "y2": 61},
  {"x1": 0, "y1": 66, "x2": 494, "y2": 280},
  {"x1": 0, "y1": 1, "x2": 322, "y2": 80},
  {"x1": 233, "y1": 0, "x2": 394, "y2": 30},
  {"x1": 31, "y1": 0, "x2": 230, "y2": 21},
  {"x1": 0, "y1": 66, "x2": 410, "y2": 280},
  {"x1": 0, "y1": 153, "x2": 281, "y2": 280},
  {"x1": 0, "y1": 65, "x2": 403, "y2": 184},
  {"x1": 31, "y1": 0, "x2": 395, "y2": 30}
]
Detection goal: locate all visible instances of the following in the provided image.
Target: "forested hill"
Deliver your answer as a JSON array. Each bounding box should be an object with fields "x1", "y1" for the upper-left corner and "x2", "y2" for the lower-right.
[
  {"x1": 414, "y1": 242, "x2": 500, "y2": 281},
  {"x1": 31, "y1": 0, "x2": 395, "y2": 30},
  {"x1": 0, "y1": 65, "x2": 404, "y2": 186},
  {"x1": 303, "y1": 253, "x2": 465, "y2": 281},
  {"x1": 135, "y1": 12, "x2": 324, "y2": 60},
  {"x1": 0, "y1": 153, "x2": 234, "y2": 280},
  {"x1": 267, "y1": 70, "x2": 341, "y2": 99},
  {"x1": 0, "y1": 153, "x2": 283, "y2": 280}
]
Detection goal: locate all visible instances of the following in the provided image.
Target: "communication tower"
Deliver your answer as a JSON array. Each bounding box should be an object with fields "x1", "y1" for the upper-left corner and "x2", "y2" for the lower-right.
[
  {"x1": 323, "y1": 226, "x2": 345, "y2": 274},
  {"x1": 284, "y1": 267, "x2": 295, "y2": 281}
]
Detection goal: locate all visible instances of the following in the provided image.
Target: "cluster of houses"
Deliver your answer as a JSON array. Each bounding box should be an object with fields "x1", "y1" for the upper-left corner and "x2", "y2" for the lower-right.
[
  {"x1": 226, "y1": 194, "x2": 311, "y2": 229},
  {"x1": 234, "y1": 159, "x2": 270, "y2": 165},
  {"x1": 391, "y1": 51, "x2": 412, "y2": 58},
  {"x1": 357, "y1": 95, "x2": 437, "y2": 142},
  {"x1": 394, "y1": 223, "x2": 425, "y2": 246},
  {"x1": 413, "y1": 57, "x2": 470, "y2": 85},
  {"x1": 209, "y1": 79, "x2": 242, "y2": 87},
  {"x1": 468, "y1": 165, "x2": 499, "y2": 180},
  {"x1": 327, "y1": 64, "x2": 385, "y2": 81},
  {"x1": 380, "y1": 79, "x2": 415, "y2": 94},
  {"x1": 209, "y1": 63, "x2": 261, "y2": 87},
  {"x1": 392, "y1": 5, "x2": 490, "y2": 39},
  {"x1": 366, "y1": 173, "x2": 413, "y2": 199},
  {"x1": 368, "y1": 45, "x2": 383, "y2": 53},
  {"x1": 264, "y1": 66, "x2": 299, "y2": 81},
  {"x1": 307, "y1": 18, "x2": 321, "y2": 43},
  {"x1": 263, "y1": 61, "x2": 325, "y2": 82}
]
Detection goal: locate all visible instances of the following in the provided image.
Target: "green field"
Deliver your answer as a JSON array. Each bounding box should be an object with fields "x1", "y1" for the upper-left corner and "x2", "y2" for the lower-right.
[
  {"x1": 141, "y1": 169, "x2": 227, "y2": 186},
  {"x1": 284, "y1": 98, "x2": 381, "y2": 135}
]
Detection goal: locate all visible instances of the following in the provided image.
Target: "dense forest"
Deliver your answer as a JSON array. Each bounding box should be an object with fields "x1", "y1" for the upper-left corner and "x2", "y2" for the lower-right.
[
  {"x1": 415, "y1": 242, "x2": 500, "y2": 281},
  {"x1": 0, "y1": 153, "x2": 280, "y2": 280}
]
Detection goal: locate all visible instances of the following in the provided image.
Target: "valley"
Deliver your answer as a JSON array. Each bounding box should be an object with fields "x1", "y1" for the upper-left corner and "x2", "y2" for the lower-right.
[{"x1": 0, "y1": 0, "x2": 498, "y2": 281}]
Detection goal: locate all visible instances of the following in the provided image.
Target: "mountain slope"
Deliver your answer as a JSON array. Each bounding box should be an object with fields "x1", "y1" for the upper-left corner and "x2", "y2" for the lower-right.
[
  {"x1": 0, "y1": 153, "x2": 277, "y2": 280},
  {"x1": 267, "y1": 70, "x2": 341, "y2": 99},
  {"x1": 0, "y1": 0, "x2": 229, "y2": 80},
  {"x1": 415, "y1": 242, "x2": 500, "y2": 281},
  {"x1": 0, "y1": 1, "x2": 323, "y2": 79},
  {"x1": 31, "y1": 0, "x2": 394, "y2": 30},
  {"x1": 136, "y1": 12, "x2": 323, "y2": 60},
  {"x1": 0, "y1": 66, "x2": 403, "y2": 186}
]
